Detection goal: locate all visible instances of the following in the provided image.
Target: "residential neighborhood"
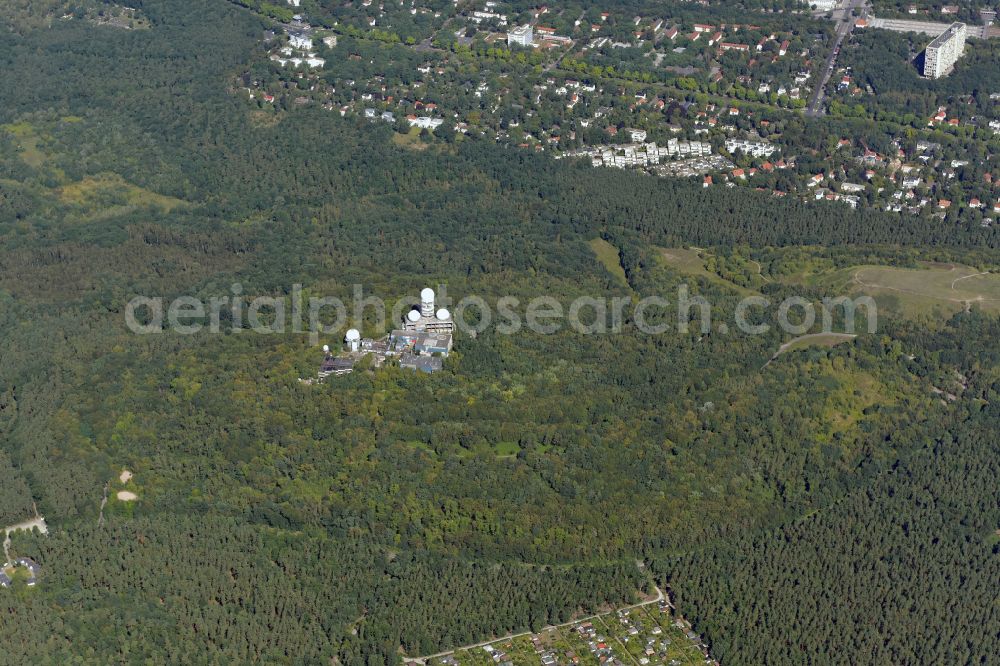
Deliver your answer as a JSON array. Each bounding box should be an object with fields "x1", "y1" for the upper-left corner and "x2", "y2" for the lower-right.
[{"x1": 239, "y1": 0, "x2": 1000, "y2": 226}]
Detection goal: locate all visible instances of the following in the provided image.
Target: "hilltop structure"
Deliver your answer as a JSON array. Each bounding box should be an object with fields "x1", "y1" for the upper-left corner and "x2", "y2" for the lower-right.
[
  {"x1": 317, "y1": 288, "x2": 453, "y2": 378},
  {"x1": 402, "y1": 288, "x2": 455, "y2": 333}
]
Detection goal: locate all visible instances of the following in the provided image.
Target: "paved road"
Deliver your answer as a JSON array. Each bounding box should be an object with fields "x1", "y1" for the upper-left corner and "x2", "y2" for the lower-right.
[
  {"x1": 806, "y1": 0, "x2": 867, "y2": 117},
  {"x1": 541, "y1": 12, "x2": 585, "y2": 73}
]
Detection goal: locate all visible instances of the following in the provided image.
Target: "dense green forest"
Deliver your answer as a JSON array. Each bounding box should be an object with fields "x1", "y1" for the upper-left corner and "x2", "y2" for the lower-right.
[
  {"x1": 655, "y1": 312, "x2": 1000, "y2": 664},
  {"x1": 0, "y1": 1, "x2": 998, "y2": 663}
]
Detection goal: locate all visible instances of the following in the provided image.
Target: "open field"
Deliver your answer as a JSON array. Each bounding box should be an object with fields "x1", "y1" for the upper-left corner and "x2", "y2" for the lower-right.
[
  {"x1": 777, "y1": 332, "x2": 856, "y2": 355},
  {"x1": 657, "y1": 248, "x2": 758, "y2": 296},
  {"x1": 835, "y1": 264, "x2": 1000, "y2": 318},
  {"x1": 775, "y1": 261, "x2": 1000, "y2": 319},
  {"x1": 658, "y1": 248, "x2": 710, "y2": 276},
  {"x1": 58, "y1": 173, "x2": 187, "y2": 212},
  {"x1": 392, "y1": 127, "x2": 430, "y2": 150},
  {"x1": 588, "y1": 238, "x2": 628, "y2": 286},
  {"x1": 764, "y1": 333, "x2": 858, "y2": 368},
  {"x1": 851, "y1": 265, "x2": 1000, "y2": 310}
]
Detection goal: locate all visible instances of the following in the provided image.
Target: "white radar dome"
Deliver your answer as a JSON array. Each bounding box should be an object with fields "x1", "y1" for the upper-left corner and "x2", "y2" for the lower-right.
[
  {"x1": 345, "y1": 329, "x2": 361, "y2": 341},
  {"x1": 420, "y1": 287, "x2": 435, "y2": 302},
  {"x1": 436, "y1": 308, "x2": 451, "y2": 320},
  {"x1": 322, "y1": 344, "x2": 330, "y2": 353},
  {"x1": 407, "y1": 309, "x2": 422, "y2": 322}
]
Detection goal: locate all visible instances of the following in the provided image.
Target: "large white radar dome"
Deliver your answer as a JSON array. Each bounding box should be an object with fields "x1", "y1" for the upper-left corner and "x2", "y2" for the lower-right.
[
  {"x1": 420, "y1": 287, "x2": 435, "y2": 302},
  {"x1": 407, "y1": 309, "x2": 422, "y2": 322},
  {"x1": 345, "y1": 329, "x2": 361, "y2": 341},
  {"x1": 436, "y1": 308, "x2": 451, "y2": 320}
]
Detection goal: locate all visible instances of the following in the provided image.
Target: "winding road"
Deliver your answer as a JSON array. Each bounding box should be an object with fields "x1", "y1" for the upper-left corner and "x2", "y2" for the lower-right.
[{"x1": 3, "y1": 515, "x2": 48, "y2": 562}]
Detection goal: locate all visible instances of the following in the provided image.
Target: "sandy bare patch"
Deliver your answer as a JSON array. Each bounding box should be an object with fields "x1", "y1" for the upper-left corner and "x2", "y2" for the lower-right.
[
  {"x1": 119, "y1": 470, "x2": 133, "y2": 483},
  {"x1": 117, "y1": 491, "x2": 138, "y2": 502}
]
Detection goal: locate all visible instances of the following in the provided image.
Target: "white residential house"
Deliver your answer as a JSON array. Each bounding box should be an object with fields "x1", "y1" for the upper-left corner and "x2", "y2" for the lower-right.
[{"x1": 408, "y1": 116, "x2": 444, "y2": 130}]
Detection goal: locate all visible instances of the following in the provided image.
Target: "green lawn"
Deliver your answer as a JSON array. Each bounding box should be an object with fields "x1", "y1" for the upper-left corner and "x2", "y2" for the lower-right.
[
  {"x1": 774, "y1": 333, "x2": 857, "y2": 357},
  {"x1": 391, "y1": 127, "x2": 430, "y2": 150},
  {"x1": 494, "y1": 441, "x2": 521, "y2": 457},
  {"x1": 588, "y1": 238, "x2": 628, "y2": 286}
]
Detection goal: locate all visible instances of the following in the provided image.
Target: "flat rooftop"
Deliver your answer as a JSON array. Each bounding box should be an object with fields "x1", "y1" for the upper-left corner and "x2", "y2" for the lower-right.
[{"x1": 928, "y1": 22, "x2": 966, "y2": 48}]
